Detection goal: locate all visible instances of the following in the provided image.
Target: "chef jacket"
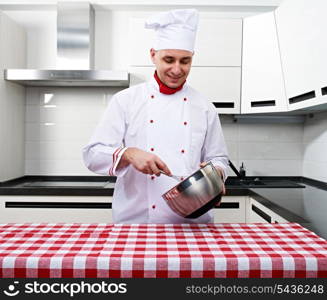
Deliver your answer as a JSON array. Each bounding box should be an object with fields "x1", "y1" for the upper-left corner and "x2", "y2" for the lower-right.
[{"x1": 82, "y1": 77, "x2": 229, "y2": 224}]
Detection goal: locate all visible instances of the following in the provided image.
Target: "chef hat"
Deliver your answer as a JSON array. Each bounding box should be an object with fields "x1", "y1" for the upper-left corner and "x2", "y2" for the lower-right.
[{"x1": 145, "y1": 9, "x2": 199, "y2": 52}]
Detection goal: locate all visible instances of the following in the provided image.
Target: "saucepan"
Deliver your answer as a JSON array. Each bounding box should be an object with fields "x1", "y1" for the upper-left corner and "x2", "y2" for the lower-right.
[{"x1": 161, "y1": 162, "x2": 224, "y2": 219}]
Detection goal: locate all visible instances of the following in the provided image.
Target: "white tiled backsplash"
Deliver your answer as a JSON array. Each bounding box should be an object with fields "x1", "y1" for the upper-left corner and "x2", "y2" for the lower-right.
[
  {"x1": 220, "y1": 116, "x2": 303, "y2": 177},
  {"x1": 25, "y1": 87, "x2": 306, "y2": 177}
]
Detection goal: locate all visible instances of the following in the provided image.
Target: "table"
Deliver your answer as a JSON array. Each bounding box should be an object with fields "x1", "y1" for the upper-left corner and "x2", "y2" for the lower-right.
[{"x1": 1, "y1": 223, "x2": 327, "y2": 278}]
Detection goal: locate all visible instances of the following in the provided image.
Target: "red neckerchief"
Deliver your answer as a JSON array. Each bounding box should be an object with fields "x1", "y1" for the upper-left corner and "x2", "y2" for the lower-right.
[{"x1": 153, "y1": 71, "x2": 186, "y2": 95}]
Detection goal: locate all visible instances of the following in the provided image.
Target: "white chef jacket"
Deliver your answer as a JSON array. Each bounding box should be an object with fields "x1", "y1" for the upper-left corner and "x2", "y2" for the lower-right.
[{"x1": 82, "y1": 77, "x2": 229, "y2": 224}]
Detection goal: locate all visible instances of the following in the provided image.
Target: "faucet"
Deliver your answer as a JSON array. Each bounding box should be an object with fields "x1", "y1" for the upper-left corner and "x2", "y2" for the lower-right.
[{"x1": 228, "y1": 160, "x2": 246, "y2": 179}]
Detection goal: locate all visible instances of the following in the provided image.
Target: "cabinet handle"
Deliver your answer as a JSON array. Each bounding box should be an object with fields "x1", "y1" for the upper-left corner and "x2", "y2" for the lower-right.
[
  {"x1": 5, "y1": 202, "x2": 112, "y2": 209},
  {"x1": 322, "y1": 86, "x2": 327, "y2": 96},
  {"x1": 289, "y1": 91, "x2": 315, "y2": 104},
  {"x1": 216, "y1": 202, "x2": 239, "y2": 209},
  {"x1": 213, "y1": 102, "x2": 235, "y2": 108},
  {"x1": 251, "y1": 100, "x2": 276, "y2": 107},
  {"x1": 252, "y1": 204, "x2": 271, "y2": 223}
]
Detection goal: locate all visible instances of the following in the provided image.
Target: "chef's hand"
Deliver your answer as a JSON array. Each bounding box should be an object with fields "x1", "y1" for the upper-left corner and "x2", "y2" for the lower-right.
[
  {"x1": 199, "y1": 162, "x2": 226, "y2": 207},
  {"x1": 118, "y1": 147, "x2": 172, "y2": 176}
]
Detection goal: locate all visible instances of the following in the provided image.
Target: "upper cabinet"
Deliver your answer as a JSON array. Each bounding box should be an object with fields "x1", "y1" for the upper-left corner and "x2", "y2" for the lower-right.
[
  {"x1": 0, "y1": 12, "x2": 26, "y2": 182},
  {"x1": 0, "y1": 12, "x2": 26, "y2": 72},
  {"x1": 192, "y1": 18, "x2": 242, "y2": 67},
  {"x1": 275, "y1": 0, "x2": 327, "y2": 111},
  {"x1": 187, "y1": 67, "x2": 241, "y2": 114},
  {"x1": 129, "y1": 17, "x2": 242, "y2": 67},
  {"x1": 241, "y1": 12, "x2": 287, "y2": 114}
]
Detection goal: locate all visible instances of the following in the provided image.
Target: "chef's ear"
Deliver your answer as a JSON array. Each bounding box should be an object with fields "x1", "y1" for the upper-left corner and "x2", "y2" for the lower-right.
[{"x1": 150, "y1": 48, "x2": 157, "y2": 64}]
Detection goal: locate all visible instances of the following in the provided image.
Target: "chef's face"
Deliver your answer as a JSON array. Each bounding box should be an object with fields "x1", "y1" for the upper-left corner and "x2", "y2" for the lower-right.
[{"x1": 150, "y1": 48, "x2": 193, "y2": 88}]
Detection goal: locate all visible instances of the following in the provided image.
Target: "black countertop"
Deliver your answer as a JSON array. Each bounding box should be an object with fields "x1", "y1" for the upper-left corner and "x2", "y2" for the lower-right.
[{"x1": 1, "y1": 175, "x2": 327, "y2": 239}]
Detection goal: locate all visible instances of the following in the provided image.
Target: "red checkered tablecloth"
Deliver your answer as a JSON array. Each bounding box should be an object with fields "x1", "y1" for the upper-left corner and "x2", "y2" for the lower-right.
[{"x1": 0, "y1": 223, "x2": 327, "y2": 278}]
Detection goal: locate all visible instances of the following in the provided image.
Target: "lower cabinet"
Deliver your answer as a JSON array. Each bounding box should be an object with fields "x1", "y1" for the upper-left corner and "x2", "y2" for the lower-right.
[
  {"x1": 246, "y1": 198, "x2": 289, "y2": 224},
  {"x1": 0, "y1": 196, "x2": 113, "y2": 223},
  {"x1": 214, "y1": 196, "x2": 247, "y2": 223},
  {"x1": 0, "y1": 195, "x2": 289, "y2": 224}
]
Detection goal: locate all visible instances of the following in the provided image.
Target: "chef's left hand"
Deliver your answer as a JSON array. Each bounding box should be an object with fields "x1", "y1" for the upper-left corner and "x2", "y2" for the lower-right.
[{"x1": 199, "y1": 162, "x2": 226, "y2": 207}]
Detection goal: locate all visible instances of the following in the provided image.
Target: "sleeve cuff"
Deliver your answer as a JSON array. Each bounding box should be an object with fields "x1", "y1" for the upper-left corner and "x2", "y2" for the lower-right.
[
  {"x1": 109, "y1": 147, "x2": 129, "y2": 177},
  {"x1": 210, "y1": 161, "x2": 228, "y2": 182}
]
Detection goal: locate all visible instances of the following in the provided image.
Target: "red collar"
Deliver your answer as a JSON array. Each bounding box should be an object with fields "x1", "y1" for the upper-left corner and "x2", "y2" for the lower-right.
[{"x1": 153, "y1": 71, "x2": 185, "y2": 95}]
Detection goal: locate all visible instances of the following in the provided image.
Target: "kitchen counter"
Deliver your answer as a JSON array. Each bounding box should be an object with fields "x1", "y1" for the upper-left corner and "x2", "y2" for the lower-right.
[
  {"x1": 1, "y1": 176, "x2": 327, "y2": 239},
  {"x1": 250, "y1": 182, "x2": 327, "y2": 240},
  {"x1": 1, "y1": 223, "x2": 327, "y2": 278}
]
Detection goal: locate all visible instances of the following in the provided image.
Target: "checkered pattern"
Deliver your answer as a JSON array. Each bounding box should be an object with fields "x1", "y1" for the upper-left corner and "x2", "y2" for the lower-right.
[{"x1": 0, "y1": 223, "x2": 327, "y2": 278}]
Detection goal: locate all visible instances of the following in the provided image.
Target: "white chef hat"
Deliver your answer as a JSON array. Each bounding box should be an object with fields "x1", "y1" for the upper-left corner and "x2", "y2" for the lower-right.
[{"x1": 145, "y1": 9, "x2": 199, "y2": 52}]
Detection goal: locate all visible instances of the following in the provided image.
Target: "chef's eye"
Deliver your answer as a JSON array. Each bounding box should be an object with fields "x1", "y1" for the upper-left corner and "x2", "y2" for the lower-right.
[
  {"x1": 163, "y1": 57, "x2": 174, "y2": 63},
  {"x1": 181, "y1": 58, "x2": 191, "y2": 64}
]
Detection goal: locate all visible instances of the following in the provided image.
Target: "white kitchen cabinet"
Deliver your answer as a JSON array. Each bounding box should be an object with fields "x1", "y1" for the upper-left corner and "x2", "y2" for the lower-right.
[
  {"x1": 247, "y1": 198, "x2": 271, "y2": 223},
  {"x1": 246, "y1": 198, "x2": 289, "y2": 224},
  {"x1": 0, "y1": 12, "x2": 26, "y2": 182},
  {"x1": 241, "y1": 11, "x2": 287, "y2": 114},
  {"x1": 192, "y1": 18, "x2": 242, "y2": 67},
  {"x1": 129, "y1": 17, "x2": 242, "y2": 67},
  {"x1": 0, "y1": 196, "x2": 113, "y2": 223},
  {"x1": 214, "y1": 196, "x2": 247, "y2": 223},
  {"x1": 129, "y1": 66, "x2": 241, "y2": 114},
  {"x1": 275, "y1": 0, "x2": 327, "y2": 111},
  {"x1": 188, "y1": 67, "x2": 241, "y2": 114}
]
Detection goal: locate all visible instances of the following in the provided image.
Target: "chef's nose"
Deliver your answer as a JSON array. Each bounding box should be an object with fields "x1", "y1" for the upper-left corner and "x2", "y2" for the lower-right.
[{"x1": 171, "y1": 62, "x2": 182, "y2": 75}]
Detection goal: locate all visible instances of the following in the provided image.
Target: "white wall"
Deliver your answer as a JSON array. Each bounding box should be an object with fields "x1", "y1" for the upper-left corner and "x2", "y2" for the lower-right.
[{"x1": 303, "y1": 111, "x2": 327, "y2": 182}]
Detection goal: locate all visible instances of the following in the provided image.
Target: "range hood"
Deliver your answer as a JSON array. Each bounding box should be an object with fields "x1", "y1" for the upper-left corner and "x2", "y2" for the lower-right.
[{"x1": 4, "y1": 2, "x2": 129, "y2": 87}]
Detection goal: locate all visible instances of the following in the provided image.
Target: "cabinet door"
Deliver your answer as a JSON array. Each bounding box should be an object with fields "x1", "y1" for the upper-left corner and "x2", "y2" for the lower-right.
[
  {"x1": 213, "y1": 196, "x2": 247, "y2": 223},
  {"x1": 241, "y1": 12, "x2": 287, "y2": 114},
  {"x1": 275, "y1": 0, "x2": 327, "y2": 110},
  {"x1": 128, "y1": 17, "x2": 242, "y2": 67},
  {"x1": 0, "y1": 12, "x2": 26, "y2": 182},
  {"x1": 188, "y1": 67, "x2": 241, "y2": 114},
  {"x1": 0, "y1": 196, "x2": 113, "y2": 223},
  {"x1": 192, "y1": 18, "x2": 242, "y2": 66},
  {"x1": 247, "y1": 198, "x2": 271, "y2": 223}
]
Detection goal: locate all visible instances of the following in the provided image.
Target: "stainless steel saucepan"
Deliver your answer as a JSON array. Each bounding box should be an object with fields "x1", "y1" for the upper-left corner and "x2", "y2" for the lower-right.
[{"x1": 161, "y1": 162, "x2": 224, "y2": 219}]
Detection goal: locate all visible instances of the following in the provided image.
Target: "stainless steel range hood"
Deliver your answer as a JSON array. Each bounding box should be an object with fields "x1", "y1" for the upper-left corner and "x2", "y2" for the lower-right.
[{"x1": 4, "y1": 2, "x2": 129, "y2": 87}]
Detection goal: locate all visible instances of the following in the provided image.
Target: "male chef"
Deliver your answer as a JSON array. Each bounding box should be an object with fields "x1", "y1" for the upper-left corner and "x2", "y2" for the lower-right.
[{"x1": 82, "y1": 9, "x2": 229, "y2": 224}]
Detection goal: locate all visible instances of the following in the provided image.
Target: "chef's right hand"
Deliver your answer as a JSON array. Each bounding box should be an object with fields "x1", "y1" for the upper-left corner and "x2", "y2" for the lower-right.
[{"x1": 118, "y1": 147, "x2": 172, "y2": 176}]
